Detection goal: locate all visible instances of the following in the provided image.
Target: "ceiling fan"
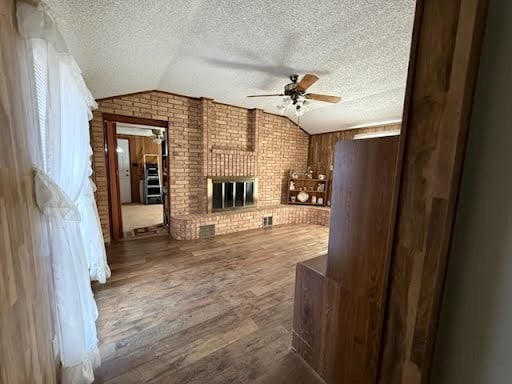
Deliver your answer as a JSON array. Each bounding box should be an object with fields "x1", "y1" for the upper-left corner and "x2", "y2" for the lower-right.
[
  {"x1": 246, "y1": 74, "x2": 341, "y2": 116},
  {"x1": 152, "y1": 128, "x2": 164, "y2": 144}
]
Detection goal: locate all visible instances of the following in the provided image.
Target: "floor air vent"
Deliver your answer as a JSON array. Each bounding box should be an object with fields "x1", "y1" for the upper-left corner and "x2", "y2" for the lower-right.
[
  {"x1": 263, "y1": 216, "x2": 273, "y2": 227},
  {"x1": 199, "y1": 224, "x2": 215, "y2": 238}
]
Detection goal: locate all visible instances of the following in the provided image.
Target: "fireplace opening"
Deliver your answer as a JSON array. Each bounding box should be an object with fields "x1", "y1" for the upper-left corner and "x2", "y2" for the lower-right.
[{"x1": 208, "y1": 177, "x2": 258, "y2": 213}]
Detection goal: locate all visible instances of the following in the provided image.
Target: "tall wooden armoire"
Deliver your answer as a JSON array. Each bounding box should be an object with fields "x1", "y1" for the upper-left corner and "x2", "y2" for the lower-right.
[{"x1": 293, "y1": 136, "x2": 400, "y2": 383}]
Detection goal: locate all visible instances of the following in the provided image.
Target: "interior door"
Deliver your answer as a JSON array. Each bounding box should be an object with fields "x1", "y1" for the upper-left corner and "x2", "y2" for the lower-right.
[{"x1": 117, "y1": 138, "x2": 132, "y2": 203}]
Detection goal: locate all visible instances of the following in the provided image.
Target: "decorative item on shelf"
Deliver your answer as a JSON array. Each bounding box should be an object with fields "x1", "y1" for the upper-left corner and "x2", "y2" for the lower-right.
[
  {"x1": 306, "y1": 166, "x2": 314, "y2": 179},
  {"x1": 297, "y1": 191, "x2": 309, "y2": 203},
  {"x1": 287, "y1": 168, "x2": 329, "y2": 207},
  {"x1": 318, "y1": 174, "x2": 326, "y2": 180}
]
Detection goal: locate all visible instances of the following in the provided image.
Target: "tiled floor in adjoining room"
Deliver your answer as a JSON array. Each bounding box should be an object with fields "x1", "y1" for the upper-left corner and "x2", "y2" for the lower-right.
[{"x1": 121, "y1": 203, "x2": 164, "y2": 237}]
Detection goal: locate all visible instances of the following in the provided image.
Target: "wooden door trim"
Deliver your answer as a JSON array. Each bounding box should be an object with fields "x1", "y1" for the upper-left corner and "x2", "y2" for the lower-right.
[
  {"x1": 104, "y1": 120, "x2": 123, "y2": 241},
  {"x1": 378, "y1": 0, "x2": 490, "y2": 383},
  {"x1": 103, "y1": 115, "x2": 170, "y2": 241},
  {"x1": 103, "y1": 113, "x2": 168, "y2": 128}
]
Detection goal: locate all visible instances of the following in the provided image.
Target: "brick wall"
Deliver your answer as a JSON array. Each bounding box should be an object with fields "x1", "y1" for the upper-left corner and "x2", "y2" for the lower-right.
[
  {"x1": 209, "y1": 103, "x2": 254, "y2": 151},
  {"x1": 170, "y1": 205, "x2": 330, "y2": 240},
  {"x1": 204, "y1": 100, "x2": 258, "y2": 178},
  {"x1": 90, "y1": 90, "x2": 309, "y2": 242},
  {"x1": 258, "y1": 112, "x2": 310, "y2": 206}
]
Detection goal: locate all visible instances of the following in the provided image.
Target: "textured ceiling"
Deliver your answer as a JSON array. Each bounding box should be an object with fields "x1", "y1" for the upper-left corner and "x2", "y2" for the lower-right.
[
  {"x1": 46, "y1": 0, "x2": 416, "y2": 134},
  {"x1": 117, "y1": 123, "x2": 163, "y2": 137}
]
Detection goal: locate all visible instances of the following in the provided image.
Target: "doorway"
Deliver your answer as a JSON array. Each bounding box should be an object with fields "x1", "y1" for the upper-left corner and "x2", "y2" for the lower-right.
[{"x1": 103, "y1": 114, "x2": 169, "y2": 240}]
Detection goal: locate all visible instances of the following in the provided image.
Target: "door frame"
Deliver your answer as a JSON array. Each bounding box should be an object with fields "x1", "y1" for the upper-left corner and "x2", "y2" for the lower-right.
[
  {"x1": 378, "y1": 0, "x2": 490, "y2": 383},
  {"x1": 103, "y1": 113, "x2": 168, "y2": 240}
]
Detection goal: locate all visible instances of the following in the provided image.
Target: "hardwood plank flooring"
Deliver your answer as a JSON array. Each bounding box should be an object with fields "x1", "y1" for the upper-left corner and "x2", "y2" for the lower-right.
[{"x1": 93, "y1": 224, "x2": 329, "y2": 384}]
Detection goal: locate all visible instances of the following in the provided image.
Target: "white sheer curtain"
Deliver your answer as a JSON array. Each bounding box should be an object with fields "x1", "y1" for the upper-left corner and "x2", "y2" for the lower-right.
[{"x1": 17, "y1": 2, "x2": 110, "y2": 383}]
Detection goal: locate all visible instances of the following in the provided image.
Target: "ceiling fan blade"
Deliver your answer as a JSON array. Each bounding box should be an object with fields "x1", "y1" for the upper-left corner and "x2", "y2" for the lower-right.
[
  {"x1": 297, "y1": 74, "x2": 319, "y2": 91},
  {"x1": 246, "y1": 94, "x2": 285, "y2": 98},
  {"x1": 305, "y1": 93, "x2": 342, "y2": 103}
]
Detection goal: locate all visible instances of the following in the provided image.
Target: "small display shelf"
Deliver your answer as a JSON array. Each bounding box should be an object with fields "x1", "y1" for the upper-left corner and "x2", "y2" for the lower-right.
[{"x1": 287, "y1": 172, "x2": 330, "y2": 207}]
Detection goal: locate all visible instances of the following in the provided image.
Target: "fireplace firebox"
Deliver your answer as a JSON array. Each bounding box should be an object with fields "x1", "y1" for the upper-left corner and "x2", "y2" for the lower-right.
[{"x1": 207, "y1": 177, "x2": 258, "y2": 213}]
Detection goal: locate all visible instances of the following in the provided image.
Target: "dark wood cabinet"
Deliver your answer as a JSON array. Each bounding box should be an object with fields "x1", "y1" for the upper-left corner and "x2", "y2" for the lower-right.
[{"x1": 293, "y1": 136, "x2": 400, "y2": 384}]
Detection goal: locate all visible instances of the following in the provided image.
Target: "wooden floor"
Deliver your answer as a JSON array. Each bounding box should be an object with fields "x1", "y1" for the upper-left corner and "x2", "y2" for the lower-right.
[{"x1": 93, "y1": 224, "x2": 329, "y2": 384}]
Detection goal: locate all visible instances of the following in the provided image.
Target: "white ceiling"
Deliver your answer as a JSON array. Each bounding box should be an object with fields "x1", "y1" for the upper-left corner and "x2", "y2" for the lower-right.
[
  {"x1": 116, "y1": 123, "x2": 163, "y2": 137},
  {"x1": 46, "y1": 0, "x2": 416, "y2": 134}
]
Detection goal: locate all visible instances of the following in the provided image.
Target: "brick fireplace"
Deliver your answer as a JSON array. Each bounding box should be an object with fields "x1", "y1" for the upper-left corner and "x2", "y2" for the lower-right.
[
  {"x1": 90, "y1": 91, "x2": 397, "y2": 242},
  {"x1": 207, "y1": 177, "x2": 258, "y2": 213},
  {"x1": 90, "y1": 90, "x2": 311, "y2": 242}
]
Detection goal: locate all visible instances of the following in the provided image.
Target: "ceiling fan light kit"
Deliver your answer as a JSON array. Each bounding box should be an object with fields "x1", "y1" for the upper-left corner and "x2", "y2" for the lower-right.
[
  {"x1": 247, "y1": 73, "x2": 342, "y2": 117},
  {"x1": 152, "y1": 128, "x2": 164, "y2": 144},
  {"x1": 278, "y1": 97, "x2": 311, "y2": 116}
]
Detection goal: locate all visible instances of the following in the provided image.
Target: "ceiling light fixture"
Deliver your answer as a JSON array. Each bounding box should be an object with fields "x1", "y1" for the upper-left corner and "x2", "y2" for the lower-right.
[
  {"x1": 152, "y1": 129, "x2": 164, "y2": 144},
  {"x1": 353, "y1": 129, "x2": 401, "y2": 140},
  {"x1": 277, "y1": 96, "x2": 312, "y2": 117},
  {"x1": 348, "y1": 119, "x2": 402, "y2": 130}
]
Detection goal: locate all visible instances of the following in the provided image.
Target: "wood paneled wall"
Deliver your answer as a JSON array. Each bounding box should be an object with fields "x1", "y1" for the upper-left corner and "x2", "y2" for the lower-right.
[
  {"x1": 307, "y1": 124, "x2": 401, "y2": 176},
  {"x1": 117, "y1": 134, "x2": 162, "y2": 203},
  {"x1": 0, "y1": 0, "x2": 57, "y2": 382},
  {"x1": 378, "y1": 0, "x2": 490, "y2": 383}
]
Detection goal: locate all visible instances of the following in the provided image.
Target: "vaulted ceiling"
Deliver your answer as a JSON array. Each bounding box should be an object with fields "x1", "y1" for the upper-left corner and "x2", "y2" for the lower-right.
[{"x1": 46, "y1": 0, "x2": 416, "y2": 134}]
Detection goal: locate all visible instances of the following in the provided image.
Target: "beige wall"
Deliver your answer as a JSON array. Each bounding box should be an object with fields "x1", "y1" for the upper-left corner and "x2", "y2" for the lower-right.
[
  {"x1": 0, "y1": 0, "x2": 57, "y2": 381},
  {"x1": 432, "y1": 1, "x2": 512, "y2": 382},
  {"x1": 90, "y1": 91, "x2": 309, "y2": 242}
]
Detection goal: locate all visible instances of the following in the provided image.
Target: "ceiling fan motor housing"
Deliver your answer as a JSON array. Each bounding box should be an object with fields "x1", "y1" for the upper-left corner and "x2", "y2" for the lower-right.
[
  {"x1": 246, "y1": 73, "x2": 341, "y2": 106},
  {"x1": 284, "y1": 82, "x2": 303, "y2": 103}
]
